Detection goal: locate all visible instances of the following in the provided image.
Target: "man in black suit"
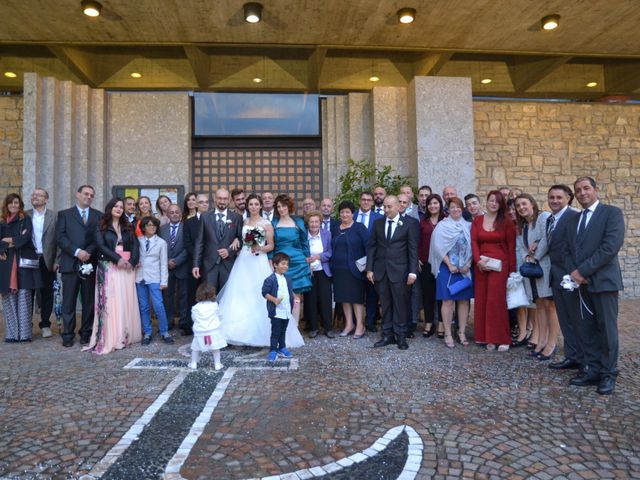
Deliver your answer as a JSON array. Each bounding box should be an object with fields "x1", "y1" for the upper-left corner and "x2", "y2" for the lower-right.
[
  {"x1": 56, "y1": 185, "x2": 102, "y2": 347},
  {"x1": 366, "y1": 195, "x2": 419, "y2": 350},
  {"x1": 546, "y1": 185, "x2": 583, "y2": 371},
  {"x1": 192, "y1": 188, "x2": 243, "y2": 292},
  {"x1": 27, "y1": 188, "x2": 57, "y2": 339},
  {"x1": 184, "y1": 193, "x2": 209, "y2": 325},
  {"x1": 160, "y1": 204, "x2": 190, "y2": 334},
  {"x1": 565, "y1": 176, "x2": 625, "y2": 395}
]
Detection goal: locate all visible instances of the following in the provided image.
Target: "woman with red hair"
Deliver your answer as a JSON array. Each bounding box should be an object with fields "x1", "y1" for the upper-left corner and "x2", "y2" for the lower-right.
[{"x1": 471, "y1": 190, "x2": 516, "y2": 351}]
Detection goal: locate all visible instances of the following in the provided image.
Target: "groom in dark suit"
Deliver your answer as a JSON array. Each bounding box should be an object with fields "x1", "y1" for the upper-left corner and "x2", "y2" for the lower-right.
[
  {"x1": 192, "y1": 188, "x2": 243, "y2": 293},
  {"x1": 56, "y1": 185, "x2": 102, "y2": 347},
  {"x1": 366, "y1": 195, "x2": 419, "y2": 350},
  {"x1": 565, "y1": 176, "x2": 625, "y2": 395}
]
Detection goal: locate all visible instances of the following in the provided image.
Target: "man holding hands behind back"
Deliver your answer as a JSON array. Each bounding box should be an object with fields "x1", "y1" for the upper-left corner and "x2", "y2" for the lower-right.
[{"x1": 366, "y1": 195, "x2": 419, "y2": 350}]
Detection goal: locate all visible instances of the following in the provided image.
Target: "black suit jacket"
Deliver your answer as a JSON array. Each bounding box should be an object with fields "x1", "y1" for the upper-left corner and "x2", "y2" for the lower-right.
[
  {"x1": 193, "y1": 211, "x2": 243, "y2": 273},
  {"x1": 159, "y1": 222, "x2": 190, "y2": 279},
  {"x1": 564, "y1": 202, "x2": 624, "y2": 293},
  {"x1": 548, "y1": 207, "x2": 580, "y2": 287},
  {"x1": 183, "y1": 215, "x2": 201, "y2": 261},
  {"x1": 366, "y1": 216, "x2": 419, "y2": 283},
  {"x1": 95, "y1": 225, "x2": 140, "y2": 267},
  {"x1": 56, "y1": 206, "x2": 103, "y2": 273}
]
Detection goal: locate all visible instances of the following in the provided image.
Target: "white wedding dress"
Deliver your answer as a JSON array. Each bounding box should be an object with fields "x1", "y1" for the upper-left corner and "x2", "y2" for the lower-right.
[{"x1": 218, "y1": 220, "x2": 305, "y2": 348}]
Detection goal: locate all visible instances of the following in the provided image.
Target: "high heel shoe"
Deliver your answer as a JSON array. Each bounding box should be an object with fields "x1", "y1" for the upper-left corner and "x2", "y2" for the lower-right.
[
  {"x1": 530, "y1": 349, "x2": 543, "y2": 358},
  {"x1": 444, "y1": 334, "x2": 455, "y2": 348},
  {"x1": 538, "y1": 346, "x2": 556, "y2": 361},
  {"x1": 511, "y1": 334, "x2": 530, "y2": 348},
  {"x1": 339, "y1": 328, "x2": 355, "y2": 337},
  {"x1": 458, "y1": 332, "x2": 469, "y2": 346}
]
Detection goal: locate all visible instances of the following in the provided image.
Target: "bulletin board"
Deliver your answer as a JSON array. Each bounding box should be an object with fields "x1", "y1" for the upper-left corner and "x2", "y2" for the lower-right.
[{"x1": 111, "y1": 185, "x2": 185, "y2": 215}]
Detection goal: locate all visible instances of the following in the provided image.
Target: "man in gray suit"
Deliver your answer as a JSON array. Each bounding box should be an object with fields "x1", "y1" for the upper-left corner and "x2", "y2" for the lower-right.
[
  {"x1": 565, "y1": 176, "x2": 625, "y2": 395},
  {"x1": 546, "y1": 185, "x2": 582, "y2": 371},
  {"x1": 160, "y1": 204, "x2": 191, "y2": 334},
  {"x1": 192, "y1": 189, "x2": 243, "y2": 292},
  {"x1": 27, "y1": 188, "x2": 57, "y2": 338}
]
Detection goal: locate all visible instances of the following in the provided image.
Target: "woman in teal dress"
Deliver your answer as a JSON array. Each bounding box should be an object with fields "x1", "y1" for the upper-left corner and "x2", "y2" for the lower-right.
[{"x1": 271, "y1": 194, "x2": 312, "y2": 322}]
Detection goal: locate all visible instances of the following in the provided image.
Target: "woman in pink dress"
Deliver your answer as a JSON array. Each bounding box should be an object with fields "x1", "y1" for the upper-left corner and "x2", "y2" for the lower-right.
[{"x1": 84, "y1": 198, "x2": 142, "y2": 354}]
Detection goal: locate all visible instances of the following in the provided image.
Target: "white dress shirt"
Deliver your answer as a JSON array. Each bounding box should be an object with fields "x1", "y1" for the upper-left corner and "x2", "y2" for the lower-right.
[
  {"x1": 274, "y1": 273, "x2": 293, "y2": 320},
  {"x1": 32, "y1": 208, "x2": 46, "y2": 254},
  {"x1": 308, "y1": 232, "x2": 323, "y2": 271}
]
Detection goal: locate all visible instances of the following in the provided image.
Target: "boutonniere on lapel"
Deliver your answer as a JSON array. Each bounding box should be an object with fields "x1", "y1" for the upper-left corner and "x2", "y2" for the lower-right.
[
  {"x1": 397, "y1": 220, "x2": 403, "y2": 227},
  {"x1": 226, "y1": 219, "x2": 234, "y2": 228}
]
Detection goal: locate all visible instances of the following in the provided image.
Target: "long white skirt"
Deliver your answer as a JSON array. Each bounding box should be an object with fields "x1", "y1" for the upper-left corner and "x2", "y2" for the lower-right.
[{"x1": 218, "y1": 248, "x2": 305, "y2": 348}]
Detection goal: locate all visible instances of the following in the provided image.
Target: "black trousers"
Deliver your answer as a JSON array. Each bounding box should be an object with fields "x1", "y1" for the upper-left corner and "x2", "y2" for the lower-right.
[
  {"x1": 303, "y1": 270, "x2": 332, "y2": 333},
  {"x1": 164, "y1": 273, "x2": 190, "y2": 330},
  {"x1": 36, "y1": 256, "x2": 57, "y2": 329},
  {"x1": 578, "y1": 288, "x2": 619, "y2": 379},
  {"x1": 376, "y1": 274, "x2": 409, "y2": 338},
  {"x1": 61, "y1": 271, "x2": 95, "y2": 342},
  {"x1": 419, "y1": 266, "x2": 442, "y2": 325},
  {"x1": 270, "y1": 317, "x2": 289, "y2": 351},
  {"x1": 364, "y1": 282, "x2": 379, "y2": 329},
  {"x1": 204, "y1": 265, "x2": 231, "y2": 294},
  {"x1": 552, "y1": 284, "x2": 583, "y2": 365}
]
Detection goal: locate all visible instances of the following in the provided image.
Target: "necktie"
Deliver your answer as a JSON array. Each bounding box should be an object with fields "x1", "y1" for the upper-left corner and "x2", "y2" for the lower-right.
[
  {"x1": 82, "y1": 209, "x2": 87, "y2": 225},
  {"x1": 217, "y1": 213, "x2": 225, "y2": 239},
  {"x1": 322, "y1": 220, "x2": 329, "y2": 231},
  {"x1": 265, "y1": 211, "x2": 271, "y2": 221},
  {"x1": 386, "y1": 220, "x2": 393, "y2": 241},
  {"x1": 577, "y1": 210, "x2": 589, "y2": 237},
  {"x1": 170, "y1": 224, "x2": 178, "y2": 246},
  {"x1": 546, "y1": 215, "x2": 555, "y2": 242},
  {"x1": 145, "y1": 239, "x2": 150, "y2": 252},
  {"x1": 376, "y1": 207, "x2": 383, "y2": 214},
  {"x1": 358, "y1": 212, "x2": 364, "y2": 224}
]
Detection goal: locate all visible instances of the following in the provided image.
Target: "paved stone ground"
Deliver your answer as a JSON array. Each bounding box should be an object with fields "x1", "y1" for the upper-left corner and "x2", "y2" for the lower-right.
[{"x1": 0, "y1": 300, "x2": 639, "y2": 479}]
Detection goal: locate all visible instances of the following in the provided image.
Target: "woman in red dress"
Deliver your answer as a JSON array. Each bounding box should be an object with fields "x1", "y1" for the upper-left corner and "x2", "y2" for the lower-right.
[{"x1": 471, "y1": 190, "x2": 516, "y2": 351}]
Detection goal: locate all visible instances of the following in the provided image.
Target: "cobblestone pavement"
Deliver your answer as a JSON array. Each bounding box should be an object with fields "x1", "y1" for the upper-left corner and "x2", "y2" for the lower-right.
[{"x1": 0, "y1": 300, "x2": 639, "y2": 479}]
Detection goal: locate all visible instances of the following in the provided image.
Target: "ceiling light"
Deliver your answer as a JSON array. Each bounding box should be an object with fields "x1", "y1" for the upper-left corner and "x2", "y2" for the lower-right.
[
  {"x1": 586, "y1": 81, "x2": 598, "y2": 88},
  {"x1": 252, "y1": 77, "x2": 263, "y2": 83},
  {"x1": 481, "y1": 78, "x2": 492, "y2": 84},
  {"x1": 369, "y1": 75, "x2": 380, "y2": 82},
  {"x1": 541, "y1": 14, "x2": 560, "y2": 30},
  {"x1": 130, "y1": 72, "x2": 142, "y2": 79},
  {"x1": 244, "y1": 3, "x2": 262, "y2": 23},
  {"x1": 81, "y1": 0, "x2": 102, "y2": 17},
  {"x1": 397, "y1": 8, "x2": 416, "y2": 24},
  {"x1": 4, "y1": 72, "x2": 17, "y2": 78}
]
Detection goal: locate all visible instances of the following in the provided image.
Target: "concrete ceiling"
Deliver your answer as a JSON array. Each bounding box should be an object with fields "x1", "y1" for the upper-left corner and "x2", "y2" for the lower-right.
[{"x1": 1, "y1": 0, "x2": 639, "y2": 99}]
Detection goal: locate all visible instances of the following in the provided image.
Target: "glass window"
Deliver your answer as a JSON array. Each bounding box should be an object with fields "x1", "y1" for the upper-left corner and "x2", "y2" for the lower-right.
[{"x1": 194, "y1": 92, "x2": 320, "y2": 136}]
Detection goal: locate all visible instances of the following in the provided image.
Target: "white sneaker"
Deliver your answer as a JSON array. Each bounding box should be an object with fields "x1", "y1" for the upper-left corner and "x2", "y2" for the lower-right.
[
  {"x1": 214, "y1": 363, "x2": 224, "y2": 371},
  {"x1": 188, "y1": 361, "x2": 197, "y2": 370},
  {"x1": 41, "y1": 327, "x2": 52, "y2": 338},
  {"x1": 498, "y1": 344, "x2": 510, "y2": 352}
]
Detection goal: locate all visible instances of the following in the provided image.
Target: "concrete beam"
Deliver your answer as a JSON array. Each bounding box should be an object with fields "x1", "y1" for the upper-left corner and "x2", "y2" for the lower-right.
[{"x1": 507, "y1": 56, "x2": 572, "y2": 93}]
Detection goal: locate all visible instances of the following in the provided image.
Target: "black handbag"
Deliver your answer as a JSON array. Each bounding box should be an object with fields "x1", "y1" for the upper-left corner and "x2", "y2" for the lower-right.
[{"x1": 519, "y1": 223, "x2": 543, "y2": 279}]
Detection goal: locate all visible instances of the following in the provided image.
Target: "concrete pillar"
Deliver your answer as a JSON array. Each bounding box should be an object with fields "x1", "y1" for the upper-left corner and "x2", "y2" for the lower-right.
[
  {"x1": 371, "y1": 86, "x2": 410, "y2": 177},
  {"x1": 408, "y1": 76, "x2": 475, "y2": 198}
]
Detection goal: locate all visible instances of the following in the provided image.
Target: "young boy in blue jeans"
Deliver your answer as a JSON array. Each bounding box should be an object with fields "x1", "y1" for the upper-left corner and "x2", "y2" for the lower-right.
[{"x1": 262, "y1": 252, "x2": 295, "y2": 362}]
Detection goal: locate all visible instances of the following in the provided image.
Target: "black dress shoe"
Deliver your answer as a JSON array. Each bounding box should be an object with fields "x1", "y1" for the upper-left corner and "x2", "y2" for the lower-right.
[
  {"x1": 79, "y1": 337, "x2": 90, "y2": 345},
  {"x1": 325, "y1": 330, "x2": 336, "y2": 339},
  {"x1": 366, "y1": 326, "x2": 378, "y2": 333},
  {"x1": 549, "y1": 358, "x2": 581, "y2": 370},
  {"x1": 397, "y1": 338, "x2": 409, "y2": 350},
  {"x1": 373, "y1": 336, "x2": 396, "y2": 348},
  {"x1": 62, "y1": 339, "x2": 74, "y2": 348},
  {"x1": 597, "y1": 377, "x2": 615, "y2": 395},
  {"x1": 406, "y1": 332, "x2": 415, "y2": 339},
  {"x1": 308, "y1": 330, "x2": 318, "y2": 339},
  {"x1": 570, "y1": 372, "x2": 600, "y2": 387}
]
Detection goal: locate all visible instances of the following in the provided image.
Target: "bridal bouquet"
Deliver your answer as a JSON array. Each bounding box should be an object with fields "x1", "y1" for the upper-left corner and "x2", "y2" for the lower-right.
[{"x1": 243, "y1": 226, "x2": 266, "y2": 249}]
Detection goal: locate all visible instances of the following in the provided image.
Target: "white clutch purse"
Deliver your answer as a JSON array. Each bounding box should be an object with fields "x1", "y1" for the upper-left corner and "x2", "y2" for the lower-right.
[
  {"x1": 355, "y1": 256, "x2": 367, "y2": 272},
  {"x1": 479, "y1": 255, "x2": 502, "y2": 272}
]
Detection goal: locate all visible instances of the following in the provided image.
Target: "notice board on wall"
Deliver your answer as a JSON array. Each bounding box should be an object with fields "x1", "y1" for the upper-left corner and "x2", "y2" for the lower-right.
[{"x1": 111, "y1": 185, "x2": 185, "y2": 214}]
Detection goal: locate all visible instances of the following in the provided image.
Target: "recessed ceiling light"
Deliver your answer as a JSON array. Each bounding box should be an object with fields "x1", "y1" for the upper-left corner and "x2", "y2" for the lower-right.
[
  {"x1": 586, "y1": 81, "x2": 598, "y2": 88},
  {"x1": 130, "y1": 72, "x2": 142, "y2": 79},
  {"x1": 481, "y1": 78, "x2": 492, "y2": 84},
  {"x1": 244, "y1": 2, "x2": 262, "y2": 23},
  {"x1": 4, "y1": 71, "x2": 17, "y2": 78},
  {"x1": 541, "y1": 14, "x2": 560, "y2": 30},
  {"x1": 252, "y1": 77, "x2": 263, "y2": 83},
  {"x1": 397, "y1": 8, "x2": 416, "y2": 24},
  {"x1": 81, "y1": 0, "x2": 102, "y2": 17},
  {"x1": 369, "y1": 75, "x2": 380, "y2": 82}
]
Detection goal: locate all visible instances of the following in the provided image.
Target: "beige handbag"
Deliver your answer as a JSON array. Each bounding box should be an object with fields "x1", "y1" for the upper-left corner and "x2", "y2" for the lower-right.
[{"x1": 479, "y1": 255, "x2": 502, "y2": 272}]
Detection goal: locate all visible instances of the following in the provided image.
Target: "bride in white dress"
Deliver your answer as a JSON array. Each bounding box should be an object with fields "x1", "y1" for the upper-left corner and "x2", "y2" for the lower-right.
[{"x1": 219, "y1": 194, "x2": 305, "y2": 348}]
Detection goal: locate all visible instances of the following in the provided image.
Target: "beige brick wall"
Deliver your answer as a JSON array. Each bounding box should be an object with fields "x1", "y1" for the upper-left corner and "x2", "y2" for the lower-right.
[
  {"x1": 0, "y1": 96, "x2": 23, "y2": 200},
  {"x1": 474, "y1": 101, "x2": 640, "y2": 297}
]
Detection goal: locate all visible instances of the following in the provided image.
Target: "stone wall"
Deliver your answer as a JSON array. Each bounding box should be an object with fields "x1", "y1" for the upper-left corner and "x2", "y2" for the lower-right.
[
  {"x1": 474, "y1": 101, "x2": 640, "y2": 297},
  {"x1": 0, "y1": 96, "x2": 23, "y2": 200}
]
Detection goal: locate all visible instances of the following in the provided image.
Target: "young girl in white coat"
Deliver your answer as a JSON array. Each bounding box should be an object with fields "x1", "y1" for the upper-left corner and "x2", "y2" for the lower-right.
[{"x1": 189, "y1": 283, "x2": 227, "y2": 370}]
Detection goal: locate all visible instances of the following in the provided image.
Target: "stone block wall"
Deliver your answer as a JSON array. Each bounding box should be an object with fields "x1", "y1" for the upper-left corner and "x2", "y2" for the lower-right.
[
  {"x1": 0, "y1": 97, "x2": 23, "y2": 200},
  {"x1": 474, "y1": 101, "x2": 640, "y2": 297}
]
